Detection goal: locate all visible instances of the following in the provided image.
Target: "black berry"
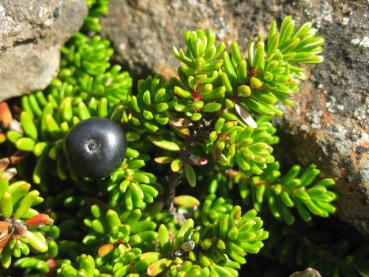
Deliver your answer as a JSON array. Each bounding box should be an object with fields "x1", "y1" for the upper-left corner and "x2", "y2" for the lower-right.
[{"x1": 63, "y1": 118, "x2": 126, "y2": 179}]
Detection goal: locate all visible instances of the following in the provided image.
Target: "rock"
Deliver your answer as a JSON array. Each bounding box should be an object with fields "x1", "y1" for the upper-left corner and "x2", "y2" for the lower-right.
[
  {"x1": 101, "y1": 0, "x2": 237, "y2": 79},
  {"x1": 102, "y1": 0, "x2": 369, "y2": 234},
  {"x1": 290, "y1": 268, "x2": 322, "y2": 277},
  {"x1": 0, "y1": 0, "x2": 87, "y2": 100}
]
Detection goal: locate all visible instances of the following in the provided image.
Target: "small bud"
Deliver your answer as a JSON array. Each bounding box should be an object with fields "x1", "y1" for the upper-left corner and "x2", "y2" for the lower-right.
[
  {"x1": 216, "y1": 239, "x2": 226, "y2": 250},
  {"x1": 250, "y1": 76, "x2": 262, "y2": 88},
  {"x1": 200, "y1": 238, "x2": 212, "y2": 251},
  {"x1": 237, "y1": 85, "x2": 251, "y2": 97},
  {"x1": 225, "y1": 98, "x2": 235, "y2": 108}
]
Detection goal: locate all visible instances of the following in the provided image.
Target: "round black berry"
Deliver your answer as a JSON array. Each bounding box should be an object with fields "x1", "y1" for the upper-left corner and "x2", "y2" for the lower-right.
[{"x1": 63, "y1": 117, "x2": 126, "y2": 179}]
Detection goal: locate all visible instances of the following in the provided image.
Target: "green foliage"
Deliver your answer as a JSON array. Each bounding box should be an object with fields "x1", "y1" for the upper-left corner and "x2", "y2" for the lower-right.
[
  {"x1": 130, "y1": 76, "x2": 174, "y2": 133},
  {"x1": 207, "y1": 115, "x2": 278, "y2": 175},
  {"x1": 172, "y1": 29, "x2": 226, "y2": 120},
  {"x1": 64, "y1": 202, "x2": 267, "y2": 276},
  {"x1": 107, "y1": 157, "x2": 159, "y2": 211},
  {"x1": 236, "y1": 162, "x2": 336, "y2": 225},
  {"x1": 0, "y1": 1, "x2": 343, "y2": 276},
  {"x1": 58, "y1": 254, "x2": 98, "y2": 276},
  {"x1": 83, "y1": 0, "x2": 110, "y2": 32},
  {"x1": 0, "y1": 178, "x2": 58, "y2": 269},
  {"x1": 219, "y1": 16, "x2": 324, "y2": 116},
  {"x1": 8, "y1": 19, "x2": 132, "y2": 186}
]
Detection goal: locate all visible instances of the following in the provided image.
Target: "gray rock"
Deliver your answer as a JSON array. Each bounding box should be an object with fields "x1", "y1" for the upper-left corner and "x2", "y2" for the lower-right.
[
  {"x1": 102, "y1": 0, "x2": 369, "y2": 234},
  {"x1": 0, "y1": 0, "x2": 87, "y2": 100},
  {"x1": 101, "y1": 0, "x2": 237, "y2": 79}
]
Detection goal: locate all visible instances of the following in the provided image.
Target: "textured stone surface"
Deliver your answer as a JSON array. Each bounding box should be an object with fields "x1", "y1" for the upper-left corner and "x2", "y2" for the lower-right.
[
  {"x1": 0, "y1": 0, "x2": 87, "y2": 100},
  {"x1": 101, "y1": 0, "x2": 237, "y2": 79},
  {"x1": 102, "y1": 0, "x2": 369, "y2": 234}
]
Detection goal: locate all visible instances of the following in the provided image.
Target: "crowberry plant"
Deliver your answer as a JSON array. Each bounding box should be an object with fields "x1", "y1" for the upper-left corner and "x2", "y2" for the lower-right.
[{"x1": 1, "y1": 1, "x2": 362, "y2": 276}]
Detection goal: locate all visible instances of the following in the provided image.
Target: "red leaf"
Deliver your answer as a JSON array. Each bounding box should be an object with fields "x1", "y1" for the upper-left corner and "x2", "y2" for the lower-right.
[{"x1": 25, "y1": 214, "x2": 53, "y2": 227}]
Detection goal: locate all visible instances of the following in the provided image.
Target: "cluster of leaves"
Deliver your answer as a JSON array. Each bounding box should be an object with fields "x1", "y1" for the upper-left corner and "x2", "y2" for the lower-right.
[
  {"x1": 0, "y1": 0, "x2": 346, "y2": 276},
  {"x1": 236, "y1": 162, "x2": 336, "y2": 225},
  {"x1": 0, "y1": 178, "x2": 58, "y2": 271},
  {"x1": 62, "y1": 194, "x2": 267, "y2": 276}
]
